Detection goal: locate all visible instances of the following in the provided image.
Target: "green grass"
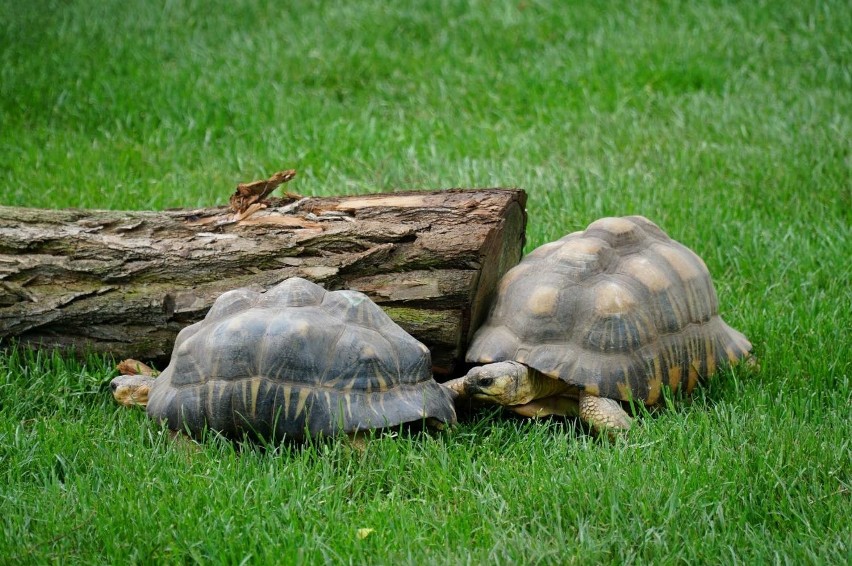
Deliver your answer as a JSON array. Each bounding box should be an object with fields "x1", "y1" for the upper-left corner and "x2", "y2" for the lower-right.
[{"x1": 1, "y1": 0, "x2": 850, "y2": 563}]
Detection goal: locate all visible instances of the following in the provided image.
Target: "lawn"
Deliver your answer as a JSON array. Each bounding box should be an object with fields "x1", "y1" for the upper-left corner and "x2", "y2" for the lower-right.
[{"x1": 1, "y1": 0, "x2": 850, "y2": 563}]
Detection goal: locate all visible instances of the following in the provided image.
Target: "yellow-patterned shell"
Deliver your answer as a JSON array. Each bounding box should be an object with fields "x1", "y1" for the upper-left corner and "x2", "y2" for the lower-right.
[
  {"x1": 146, "y1": 277, "x2": 456, "y2": 441},
  {"x1": 466, "y1": 216, "x2": 752, "y2": 405}
]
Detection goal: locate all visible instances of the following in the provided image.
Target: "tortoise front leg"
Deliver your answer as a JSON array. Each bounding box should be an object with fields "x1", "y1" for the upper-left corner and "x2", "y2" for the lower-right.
[{"x1": 578, "y1": 392, "x2": 632, "y2": 435}]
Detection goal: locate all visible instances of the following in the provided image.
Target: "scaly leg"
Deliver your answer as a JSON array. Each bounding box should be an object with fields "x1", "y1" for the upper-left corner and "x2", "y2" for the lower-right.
[{"x1": 578, "y1": 392, "x2": 632, "y2": 435}]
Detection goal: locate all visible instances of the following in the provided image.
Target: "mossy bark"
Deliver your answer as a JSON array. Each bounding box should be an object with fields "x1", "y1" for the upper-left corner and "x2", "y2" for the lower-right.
[{"x1": 0, "y1": 189, "x2": 526, "y2": 376}]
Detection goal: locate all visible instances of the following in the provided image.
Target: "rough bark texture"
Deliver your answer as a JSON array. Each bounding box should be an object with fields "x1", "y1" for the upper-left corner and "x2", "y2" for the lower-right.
[{"x1": 0, "y1": 189, "x2": 526, "y2": 376}]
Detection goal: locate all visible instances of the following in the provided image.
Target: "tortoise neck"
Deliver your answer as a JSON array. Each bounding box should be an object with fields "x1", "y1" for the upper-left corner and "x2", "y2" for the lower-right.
[{"x1": 528, "y1": 368, "x2": 571, "y2": 397}]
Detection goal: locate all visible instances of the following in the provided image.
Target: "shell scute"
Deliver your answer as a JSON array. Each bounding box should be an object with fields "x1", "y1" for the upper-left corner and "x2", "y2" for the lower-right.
[
  {"x1": 256, "y1": 276, "x2": 325, "y2": 308},
  {"x1": 204, "y1": 288, "x2": 259, "y2": 322},
  {"x1": 586, "y1": 216, "x2": 647, "y2": 249}
]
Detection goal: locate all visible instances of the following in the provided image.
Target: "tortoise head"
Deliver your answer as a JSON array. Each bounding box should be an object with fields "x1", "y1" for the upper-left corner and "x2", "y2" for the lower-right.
[
  {"x1": 463, "y1": 361, "x2": 535, "y2": 406},
  {"x1": 110, "y1": 375, "x2": 155, "y2": 407}
]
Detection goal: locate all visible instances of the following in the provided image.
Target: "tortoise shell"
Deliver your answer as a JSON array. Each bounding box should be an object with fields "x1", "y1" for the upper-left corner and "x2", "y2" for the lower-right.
[
  {"x1": 146, "y1": 277, "x2": 456, "y2": 441},
  {"x1": 466, "y1": 216, "x2": 752, "y2": 405}
]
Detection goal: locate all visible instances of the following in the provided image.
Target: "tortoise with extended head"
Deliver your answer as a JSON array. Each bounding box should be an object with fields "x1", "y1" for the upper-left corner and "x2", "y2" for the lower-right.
[
  {"x1": 111, "y1": 277, "x2": 456, "y2": 442},
  {"x1": 445, "y1": 216, "x2": 752, "y2": 435}
]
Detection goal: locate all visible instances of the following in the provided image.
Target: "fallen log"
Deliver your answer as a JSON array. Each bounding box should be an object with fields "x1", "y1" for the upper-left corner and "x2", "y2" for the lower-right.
[{"x1": 0, "y1": 187, "x2": 526, "y2": 376}]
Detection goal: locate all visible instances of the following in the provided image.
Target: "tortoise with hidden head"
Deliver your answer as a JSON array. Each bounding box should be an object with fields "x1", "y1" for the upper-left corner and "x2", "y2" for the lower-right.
[
  {"x1": 110, "y1": 277, "x2": 456, "y2": 442},
  {"x1": 445, "y1": 216, "x2": 752, "y2": 435}
]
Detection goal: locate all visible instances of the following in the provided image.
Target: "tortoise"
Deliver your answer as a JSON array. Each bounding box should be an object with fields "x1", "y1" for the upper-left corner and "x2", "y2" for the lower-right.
[
  {"x1": 444, "y1": 216, "x2": 752, "y2": 435},
  {"x1": 110, "y1": 277, "x2": 456, "y2": 442}
]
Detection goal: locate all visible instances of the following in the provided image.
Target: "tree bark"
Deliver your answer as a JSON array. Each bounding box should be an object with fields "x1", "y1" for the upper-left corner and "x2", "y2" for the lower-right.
[{"x1": 0, "y1": 189, "x2": 526, "y2": 376}]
